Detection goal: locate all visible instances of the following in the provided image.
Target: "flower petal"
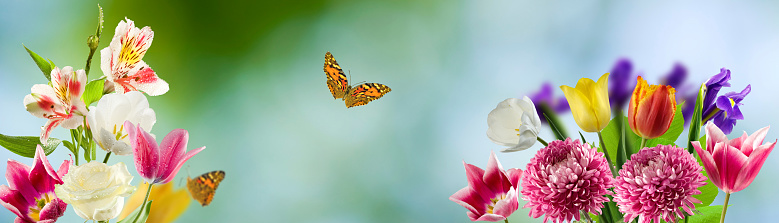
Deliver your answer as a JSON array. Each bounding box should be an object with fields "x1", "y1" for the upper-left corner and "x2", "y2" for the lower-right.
[
  {"x1": 732, "y1": 140, "x2": 775, "y2": 193},
  {"x1": 158, "y1": 146, "x2": 204, "y2": 184},
  {"x1": 463, "y1": 162, "x2": 493, "y2": 202},
  {"x1": 0, "y1": 185, "x2": 27, "y2": 218},
  {"x1": 126, "y1": 121, "x2": 160, "y2": 182},
  {"x1": 40, "y1": 118, "x2": 64, "y2": 144},
  {"x1": 449, "y1": 187, "x2": 486, "y2": 217},
  {"x1": 705, "y1": 122, "x2": 729, "y2": 153},
  {"x1": 156, "y1": 129, "x2": 189, "y2": 183},
  {"x1": 714, "y1": 144, "x2": 748, "y2": 193},
  {"x1": 127, "y1": 66, "x2": 169, "y2": 96},
  {"x1": 693, "y1": 141, "x2": 722, "y2": 190},
  {"x1": 483, "y1": 151, "x2": 509, "y2": 195},
  {"x1": 29, "y1": 146, "x2": 61, "y2": 194},
  {"x1": 561, "y1": 85, "x2": 598, "y2": 132},
  {"x1": 5, "y1": 160, "x2": 36, "y2": 205},
  {"x1": 491, "y1": 187, "x2": 518, "y2": 219},
  {"x1": 39, "y1": 198, "x2": 66, "y2": 221}
]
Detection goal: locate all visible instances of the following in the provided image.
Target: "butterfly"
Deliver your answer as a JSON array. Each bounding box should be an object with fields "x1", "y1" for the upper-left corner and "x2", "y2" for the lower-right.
[
  {"x1": 187, "y1": 170, "x2": 225, "y2": 206},
  {"x1": 324, "y1": 52, "x2": 391, "y2": 108}
]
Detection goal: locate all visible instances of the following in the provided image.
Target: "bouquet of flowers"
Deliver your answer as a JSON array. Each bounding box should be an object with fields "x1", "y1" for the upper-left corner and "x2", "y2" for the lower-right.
[
  {"x1": 0, "y1": 6, "x2": 206, "y2": 223},
  {"x1": 450, "y1": 59, "x2": 772, "y2": 223}
]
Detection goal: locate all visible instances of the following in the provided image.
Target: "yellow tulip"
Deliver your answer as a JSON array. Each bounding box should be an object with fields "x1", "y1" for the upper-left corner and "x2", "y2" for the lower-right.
[
  {"x1": 560, "y1": 73, "x2": 611, "y2": 132},
  {"x1": 119, "y1": 182, "x2": 191, "y2": 223}
]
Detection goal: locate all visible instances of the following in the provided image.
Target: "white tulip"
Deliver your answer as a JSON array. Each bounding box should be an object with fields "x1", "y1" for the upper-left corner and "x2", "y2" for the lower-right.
[
  {"x1": 87, "y1": 91, "x2": 156, "y2": 155},
  {"x1": 487, "y1": 97, "x2": 542, "y2": 152},
  {"x1": 55, "y1": 161, "x2": 135, "y2": 221}
]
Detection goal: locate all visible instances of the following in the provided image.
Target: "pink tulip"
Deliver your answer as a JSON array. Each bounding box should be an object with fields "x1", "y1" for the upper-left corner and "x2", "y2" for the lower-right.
[
  {"x1": 0, "y1": 146, "x2": 70, "y2": 223},
  {"x1": 449, "y1": 151, "x2": 522, "y2": 222},
  {"x1": 692, "y1": 122, "x2": 776, "y2": 194},
  {"x1": 125, "y1": 121, "x2": 204, "y2": 184}
]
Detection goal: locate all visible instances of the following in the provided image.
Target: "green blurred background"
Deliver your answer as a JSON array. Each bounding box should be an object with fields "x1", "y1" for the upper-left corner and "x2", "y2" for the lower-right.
[{"x1": 2, "y1": 0, "x2": 778, "y2": 222}]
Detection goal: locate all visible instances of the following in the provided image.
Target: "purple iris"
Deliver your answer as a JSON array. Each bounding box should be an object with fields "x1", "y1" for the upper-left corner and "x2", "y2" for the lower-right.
[
  {"x1": 529, "y1": 82, "x2": 569, "y2": 123},
  {"x1": 701, "y1": 68, "x2": 751, "y2": 135},
  {"x1": 609, "y1": 58, "x2": 635, "y2": 109},
  {"x1": 709, "y1": 85, "x2": 751, "y2": 134},
  {"x1": 660, "y1": 63, "x2": 696, "y2": 124}
]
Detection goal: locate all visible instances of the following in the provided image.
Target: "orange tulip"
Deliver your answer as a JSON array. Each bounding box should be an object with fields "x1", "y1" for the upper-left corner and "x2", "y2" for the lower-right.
[{"x1": 628, "y1": 76, "x2": 677, "y2": 139}]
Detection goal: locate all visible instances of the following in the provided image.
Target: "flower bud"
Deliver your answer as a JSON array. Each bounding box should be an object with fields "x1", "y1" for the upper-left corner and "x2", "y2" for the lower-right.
[
  {"x1": 87, "y1": 35, "x2": 99, "y2": 50},
  {"x1": 628, "y1": 76, "x2": 677, "y2": 139}
]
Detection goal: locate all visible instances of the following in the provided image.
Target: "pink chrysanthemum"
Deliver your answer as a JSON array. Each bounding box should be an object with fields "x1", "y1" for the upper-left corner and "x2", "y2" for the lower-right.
[
  {"x1": 521, "y1": 138, "x2": 614, "y2": 223},
  {"x1": 614, "y1": 144, "x2": 707, "y2": 223}
]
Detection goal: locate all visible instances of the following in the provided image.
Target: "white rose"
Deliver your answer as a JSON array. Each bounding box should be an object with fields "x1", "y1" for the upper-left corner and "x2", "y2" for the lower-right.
[
  {"x1": 487, "y1": 96, "x2": 542, "y2": 152},
  {"x1": 87, "y1": 91, "x2": 156, "y2": 155},
  {"x1": 55, "y1": 161, "x2": 135, "y2": 221}
]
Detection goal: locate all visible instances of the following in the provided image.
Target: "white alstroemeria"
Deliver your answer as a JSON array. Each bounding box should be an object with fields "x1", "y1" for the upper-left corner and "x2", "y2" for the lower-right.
[
  {"x1": 487, "y1": 96, "x2": 542, "y2": 152},
  {"x1": 55, "y1": 161, "x2": 135, "y2": 221},
  {"x1": 87, "y1": 91, "x2": 156, "y2": 155},
  {"x1": 100, "y1": 18, "x2": 168, "y2": 96}
]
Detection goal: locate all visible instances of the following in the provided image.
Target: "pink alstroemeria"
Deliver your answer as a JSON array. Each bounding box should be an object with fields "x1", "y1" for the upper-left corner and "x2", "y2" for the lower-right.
[
  {"x1": 125, "y1": 121, "x2": 204, "y2": 184},
  {"x1": 24, "y1": 66, "x2": 88, "y2": 143},
  {"x1": 0, "y1": 146, "x2": 70, "y2": 223},
  {"x1": 692, "y1": 122, "x2": 776, "y2": 194},
  {"x1": 100, "y1": 18, "x2": 169, "y2": 96},
  {"x1": 449, "y1": 151, "x2": 522, "y2": 222}
]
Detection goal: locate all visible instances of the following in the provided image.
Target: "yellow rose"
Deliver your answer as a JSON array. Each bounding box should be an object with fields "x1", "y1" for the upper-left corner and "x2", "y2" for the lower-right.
[{"x1": 560, "y1": 73, "x2": 611, "y2": 132}]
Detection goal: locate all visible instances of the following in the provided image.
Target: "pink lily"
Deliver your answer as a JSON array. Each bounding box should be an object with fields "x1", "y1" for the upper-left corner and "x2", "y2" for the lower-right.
[
  {"x1": 125, "y1": 121, "x2": 204, "y2": 184},
  {"x1": 449, "y1": 151, "x2": 522, "y2": 222},
  {"x1": 23, "y1": 66, "x2": 88, "y2": 143},
  {"x1": 100, "y1": 18, "x2": 169, "y2": 96},
  {"x1": 692, "y1": 122, "x2": 776, "y2": 194},
  {"x1": 0, "y1": 146, "x2": 70, "y2": 223}
]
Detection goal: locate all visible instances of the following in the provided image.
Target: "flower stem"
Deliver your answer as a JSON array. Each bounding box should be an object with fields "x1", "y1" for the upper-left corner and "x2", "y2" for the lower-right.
[
  {"x1": 103, "y1": 152, "x2": 111, "y2": 164},
  {"x1": 504, "y1": 219, "x2": 509, "y2": 223},
  {"x1": 133, "y1": 183, "x2": 154, "y2": 223},
  {"x1": 537, "y1": 137, "x2": 548, "y2": 146},
  {"x1": 597, "y1": 131, "x2": 617, "y2": 177},
  {"x1": 640, "y1": 138, "x2": 647, "y2": 150},
  {"x1": 581, "y1": 210, "x2": 593, "y2": 223},
  {"x1": 84, "y1": 47, "x2": 97, "y2": 77},
  {"x1": 720, "y1": 193, "x2": 731, "y2": 223}
]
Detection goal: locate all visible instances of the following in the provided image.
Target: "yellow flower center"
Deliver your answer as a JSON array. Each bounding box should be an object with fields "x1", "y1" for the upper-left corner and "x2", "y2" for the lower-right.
[
  {"x1": 28, "y1": 193, "x2": 53, "y2": 221},
  {"x1": 113, "y1": 123, "x2": 129, "y2": 141},
  {"x1": 486, "y1": 194, "x2": 507, "y2": 214}
]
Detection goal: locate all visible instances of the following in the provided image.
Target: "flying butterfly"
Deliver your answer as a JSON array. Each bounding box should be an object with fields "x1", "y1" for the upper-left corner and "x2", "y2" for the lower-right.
[
  {"x1": 324, "y1": 52, "x2": 391, "y2": 108},
  {"x1": 187, "y1": 170, "x2": 225, "y2": 206}
]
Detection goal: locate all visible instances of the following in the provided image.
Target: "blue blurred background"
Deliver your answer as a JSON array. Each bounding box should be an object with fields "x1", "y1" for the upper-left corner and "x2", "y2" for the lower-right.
[{"x1": 1, "y1": 0, "x2": 778, "y2": 222}]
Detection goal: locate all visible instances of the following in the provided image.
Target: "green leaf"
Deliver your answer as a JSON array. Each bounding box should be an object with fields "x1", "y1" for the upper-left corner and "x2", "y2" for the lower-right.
[
  {"x1": 95, "y1": 4, "x2": 104, "y2": 37},
  {"x1": 81, "y1": 79, "x2": 105, "y2": 106},
  {"x1": 687, "y1": 205, "x2": 726, "y2": 223},
  {"x1": 600, "y1": 115, "x2": 621, "y2": 164},
  {"x1": 543, "y1": 113, "x2": 567, "y2": 141},
  {"x1": 539, "y1": 104, "x2": 569, "y2": 139},
  {"x1": 579, "y1": 131, "x2": 586, "y2": 144},
  {"x1": 0, "y1": 134, "x2": 60, "y2": 158},
  {"x1": 687, "y1": 83, "x2": 706, "y2": 154},
  {"x1": 62, "y1": 140, "x2": 76, "y2": 154},
  {"x1": 118, "y1": 200, "x2": 153, "y2": 223},
  {"x1": 23, "y1": 45, "x2": 54, "y2": 81}
]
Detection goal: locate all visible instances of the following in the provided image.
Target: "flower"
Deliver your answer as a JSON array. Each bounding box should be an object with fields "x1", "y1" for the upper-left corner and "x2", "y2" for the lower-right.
[
  {"x1": 613, "y1": 144, "x2": 707, "y2": 223},
  {"x1": 528, "y1": 82, "x2": 569, "y2": 123},
  {"x1": 119, "y1": 182, "x2": 190, "y2": 223},
  {"x1": 0, "y1": 146, "x2": 69, "y2": 223},
  {"x1": 54, "y1": 161, "x2": 135, "y2": 221},
  {"x1": 560, "y1": 73, "x2": 611, "y2": 132},
  {"x1": 100, "y1": 18, "x2": 169, "y2": 96},
  {"x1": 660, "y1": 63, "x2": 696, "y2": 124},
  {"x1": 486, "y1": 97, "x2": 542, "y2": 152},
  {"x1": 701, "y1": 68, "x2": 751, "y2": 134},
  {"x1": 628, "y1": 76, "x2": 677, "y2": 139},
  {"x1": 126, "y1": 121, "x2": 205, "y2": 184},
  {"x1": 521, "y1": 138, "x2": 613, "y2": 223},
  {"x1": 692, "y1": 122, "x2": 775, "y2": 194},
  {"x1": 449, "y1": 151, "x2": 522, "y2": 221},
  {"x1": 87, "y1": 91, "x2": 156, "y2": 155},
  {"x1": 23, "y1": 66, "x2": 88, "y2": 143},
  {"x1": 710, "y1": 85, "x2": 751, "y2": 135},
  {"x1": 608, "y1": 58, "x2": 636, "y2": 109}
]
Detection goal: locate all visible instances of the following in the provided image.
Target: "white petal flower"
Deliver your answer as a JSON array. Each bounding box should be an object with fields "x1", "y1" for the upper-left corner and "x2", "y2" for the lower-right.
[
  {"x1": 55, "y1": 161, "x2": 135, "y2": 221},
  {"x1": 487, "y1": 96, "x2": 542, "y2": 152},
  {"x1": 100, "y1": 18, "x2": 168, "y2": 96},
  {"x1": 87, "y1": 91, "x2": 156, "y2": 155}
]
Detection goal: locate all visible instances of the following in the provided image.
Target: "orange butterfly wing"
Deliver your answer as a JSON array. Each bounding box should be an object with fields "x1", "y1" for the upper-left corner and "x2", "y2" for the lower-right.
[
  {"x1": 187, "y1": 170, "x2": 226, "y2": 206},
  {"x1": 344, "y1": 83, "x2": 391, "y2": 108},
  {"x1": 324, "y1": 52, "x2": 349, "y2": 99}
]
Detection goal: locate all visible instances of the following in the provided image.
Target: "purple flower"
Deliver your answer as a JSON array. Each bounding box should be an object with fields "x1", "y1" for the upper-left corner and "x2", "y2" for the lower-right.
[
  {"x1": 609, "y1": 58, "x2": 635, "y2": 109},
  {"x1": 528, "y1": 82, "x2": 568, "y2": 123},
  {"x1": 702, "y1": 68, "x2": 732, "y2": 119},
  {"x1": 710, "y1": 85, "x2": 751, "y2": 134},
  {"x1": 701, "y1": 68, "x2": 750, "y2": 134},
  {"x1": 660, "y1": 63, "x2": 696, "y2": 124}
]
